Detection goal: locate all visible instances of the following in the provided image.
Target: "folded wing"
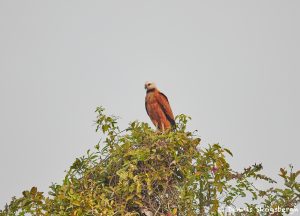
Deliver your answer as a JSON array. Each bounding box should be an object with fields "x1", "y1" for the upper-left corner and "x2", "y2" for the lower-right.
[{"x1": 156, "y1": 92, "x2": 175, "y2": 127}]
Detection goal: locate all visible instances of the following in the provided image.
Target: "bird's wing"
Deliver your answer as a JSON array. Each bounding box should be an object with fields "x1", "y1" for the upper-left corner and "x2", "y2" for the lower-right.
[
  {"x1": 145, "y1": 100, "x2": 150, "y2": 116},
  {"x1": 157, "y1": 92, "x2": 175, "y2": 126}
]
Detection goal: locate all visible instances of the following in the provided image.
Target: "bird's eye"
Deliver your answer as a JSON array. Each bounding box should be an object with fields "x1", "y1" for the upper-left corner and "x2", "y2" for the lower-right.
[{"x1": 148, "y1": 83, "x2": 151, "y2": 86}]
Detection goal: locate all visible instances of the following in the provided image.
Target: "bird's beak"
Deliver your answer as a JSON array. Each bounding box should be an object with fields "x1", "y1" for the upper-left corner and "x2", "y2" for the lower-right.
[{"x1": 144, "y1": 84, "x2": 147, "y2": 89}]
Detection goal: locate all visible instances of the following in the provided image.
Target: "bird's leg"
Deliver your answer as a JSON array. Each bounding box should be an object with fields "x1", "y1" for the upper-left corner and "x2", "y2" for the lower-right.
[
  {"x1": 154, "y1": 123, "x2": 159, "y2": 131},
  {"x1": 154, "y1": 122, "x2": 162, "y2": 134},
  {"x1": 161, "y1": 123, "x2": 165, "y2": 133}
]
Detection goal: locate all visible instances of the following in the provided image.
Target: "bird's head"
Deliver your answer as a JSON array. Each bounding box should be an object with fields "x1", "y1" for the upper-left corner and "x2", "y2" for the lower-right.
[{"x1": 144, "y1": 81, "x2": 157, "y2": 91}]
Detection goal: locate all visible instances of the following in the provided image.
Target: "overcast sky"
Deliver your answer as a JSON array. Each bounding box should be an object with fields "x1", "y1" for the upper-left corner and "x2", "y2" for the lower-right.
[{"x1": 0, "y1": 0, "x2": 299, "y2": 208}]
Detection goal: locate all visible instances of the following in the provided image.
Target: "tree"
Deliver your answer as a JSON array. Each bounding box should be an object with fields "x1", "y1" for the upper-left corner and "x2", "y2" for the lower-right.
[{"x1": 1, "y1": 107, "x2": 299, "y2": 216}]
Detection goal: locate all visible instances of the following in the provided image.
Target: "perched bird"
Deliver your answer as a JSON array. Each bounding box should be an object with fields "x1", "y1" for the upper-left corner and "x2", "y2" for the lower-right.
[{"x1": 145, "y1": 82, "x2": 175, "y2": 131}]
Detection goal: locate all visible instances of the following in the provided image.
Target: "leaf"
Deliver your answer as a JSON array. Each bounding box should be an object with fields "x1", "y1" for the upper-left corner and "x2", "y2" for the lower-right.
[
  {"x1": 224, "y1": 148, "x2": 233, "y2": 157},
  {"x1": 71, "y1": 200, "x2": 81, "y2": 207},
  {"x1": 30, "y1": 187, "x2": 37, "y2": 195}
]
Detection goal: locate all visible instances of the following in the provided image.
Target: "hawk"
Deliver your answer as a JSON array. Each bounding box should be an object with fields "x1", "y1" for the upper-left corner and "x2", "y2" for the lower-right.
[{"x1": 145, "y1": 82, "x2": 175, "y2": 131}]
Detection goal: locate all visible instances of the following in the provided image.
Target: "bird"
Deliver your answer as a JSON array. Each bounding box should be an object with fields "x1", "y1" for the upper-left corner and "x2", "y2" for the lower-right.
[{"x1": 144, "y1": 82, "x2": 175, "y2": 131}]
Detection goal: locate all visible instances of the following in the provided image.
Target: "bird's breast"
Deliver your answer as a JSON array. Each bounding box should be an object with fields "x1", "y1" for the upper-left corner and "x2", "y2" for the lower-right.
[{"x1": 145, "y1": 92, "x2": 154, "y2": 101}]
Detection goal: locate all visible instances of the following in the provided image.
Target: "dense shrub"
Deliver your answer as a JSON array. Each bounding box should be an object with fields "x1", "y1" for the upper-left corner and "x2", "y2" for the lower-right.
[{"x1": 1, "y1": 107, "x2": 299, "y2": 215}]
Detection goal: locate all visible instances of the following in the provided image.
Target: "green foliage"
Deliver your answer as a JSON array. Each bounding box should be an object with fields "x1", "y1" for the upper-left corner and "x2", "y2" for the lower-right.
[{"x1": 1, "y1": 107, "x2": 299, "y2": 215}]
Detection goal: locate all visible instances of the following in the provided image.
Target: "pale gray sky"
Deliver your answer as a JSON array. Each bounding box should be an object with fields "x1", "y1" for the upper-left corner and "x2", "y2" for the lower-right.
[{"x1": 0, "y1": 0, "x2": 299, "y2": 207}]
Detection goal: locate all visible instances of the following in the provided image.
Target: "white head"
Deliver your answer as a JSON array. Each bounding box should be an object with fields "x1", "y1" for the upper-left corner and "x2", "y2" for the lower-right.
[{"x1": 144, "y1": 81, "x2": 157, "y2": 91}]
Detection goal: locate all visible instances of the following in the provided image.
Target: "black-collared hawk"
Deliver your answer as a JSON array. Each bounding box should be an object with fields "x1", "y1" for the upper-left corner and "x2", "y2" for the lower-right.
[{"x1": 145, "y1": 82, "x2": 175, "y2": 131}]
